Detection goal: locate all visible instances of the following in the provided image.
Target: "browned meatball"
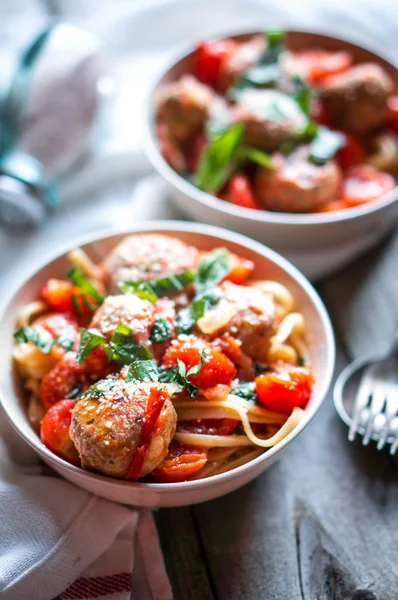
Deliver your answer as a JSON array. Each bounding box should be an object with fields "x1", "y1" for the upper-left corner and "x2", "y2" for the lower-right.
[
  {"x1": 90, "y1": 294, "x2": 156, "y2": 344},
  {"x1": 103, "y1": 234, "x2": 200, "y2": 294},
  {"x1": 196, "y1": 281, "x2": 277, "y2": 363},
  {"x1": 156, "y1": 75, "x2": 214, "y2": 142},
  {"x1": 322, "y1": 63, "x2": 393, "y2": 135},
  {"x1": 255, "y1": 146, "x2": 342, "y2": 212},
  {"x1": 217, "y1": 35, "x2": 265, "y2": 92},
  {"x1": 231, "y1": 89, "x2": 308, "y2": 151},
  {"x1": 70, "y1": 377, "x2": 177, "y2": 479}
]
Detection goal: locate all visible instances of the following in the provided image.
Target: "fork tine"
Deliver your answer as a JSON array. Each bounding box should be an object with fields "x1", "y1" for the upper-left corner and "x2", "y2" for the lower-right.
[
  {"x1": 348, "y1": 365, "x2": 374, "y2": 442},
  {"x1": 362, "y1": 379, "x2": 386, "y2": 445},
  {"x1": 376, "y1": 361, "x2": 398, "y2": 450}
]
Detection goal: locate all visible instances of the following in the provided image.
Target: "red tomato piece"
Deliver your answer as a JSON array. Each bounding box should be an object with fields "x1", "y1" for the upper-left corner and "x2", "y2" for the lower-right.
[
  {"x1": 83, "y1": 345, "x2": 114, "y2": 378},
  {"x1": 162, "y1": 336, "x2": 236, "y2": 389},
  {"x1": 152, "y1": 444, "x2": 208, "y2": 482},
  {"x1": 315, "y1": 199, "x2": 350, "y2": 213},
  {"x1": 181, "y1": 418, "x2": 238, "y2": 436},
  {"x1": 40, "y1": 352, "x2": 86, "y2": 410},
  {"x1": 336, "y1": 134, "x2": 367, "y2": 170},
  {"x1": 224, "y1": 253, "x2": 255, "y2": 285},
  {"x1": 293, "y1": 50, "x2": 352, "y2": 84},
  {"x1": 341, "y1": 166, "x2": 395, "y2": 206},
  {"x1": 194, "y1": 40, "x2": 237, "y2": 87},
  {"x1": 34, "y1": 312, "x2": 79, "y2": 359},
  {"x1": 255, "y1": 367, "x2": 314, "y2": 414},
  {"x1": 41, "y1": 279, "x2": 96, "y2": 319},
  {"x1": 41, "y1": 399, "x2": 80, "y2": 465},
  {"x1": 388, "y1": 96, "x2": 398, "y2": 133},
  {"x1": 228, "y1": 174, "x2": 259, "y2": 210}
]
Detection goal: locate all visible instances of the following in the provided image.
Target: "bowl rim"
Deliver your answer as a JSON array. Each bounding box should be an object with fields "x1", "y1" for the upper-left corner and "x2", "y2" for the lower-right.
[
  {"x1": 143, "y1": 26, "x2": 398, "y2": 227},
  {"x1": 0, "y1": 221, "x2": 335, "y2": 492}
]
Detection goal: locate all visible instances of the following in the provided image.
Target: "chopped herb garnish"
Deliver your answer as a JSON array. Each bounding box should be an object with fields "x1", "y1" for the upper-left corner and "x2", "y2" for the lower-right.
[
  {"x1": 76, "y1": 328, "x2": 106, "y2": 363},
  {"x1": 195, "y1": 248, "x2": 232, "y2": 296},
  {"x1": 105, "y1": 324, "x2": 152, "y2": 365},
  {"x1": 194, "y1": 123, "x2": 245, "y2": 193},
  {"x1": 159, "y1": 351, "x2": 207, "y2": 398},
  {"x1": 308, "y1": 126, "x2": 345, "y2": 165},
  {"x1": 14, "y1": 325, "x2": 75, "y2": 354},
  {"x1": 118, "y1": 281, "x2": 158, "y2": 303},
  {"x1": 119, "y1": 270, "x2": 195, "y2": 300},
  {"x1": 175, "y1": 289, "x2": 220, "y2": 335},
  {"x1": 293, "y1": 76, "x2": 312, "y2": 118},
  {"x1": 232, "y1": 380, "x2": 257, "y2": 402},
  {"x1": 239, "y1": 146, "x2": 273, "y2": 169},
  {"x1": 67, "y1": 265, "x2": 104, "y2": 305},
  {"x1": 298, "y1": 356, "x2": 306, "y2": 366},
  {"x1": 150, "y1": 317, "x2": 173, "y2": 343},
  {"x1": 82, "y1": 377, "x2": 118, "y2": 399},
  {"x1": 76, "y1": 324, "x2": 152, "y2": 365},
  {"x1": 125, "y1": 359, "x2": 159, "y2": 383},
  {"x1": 14, "y1": 326, "x2": 55, "y2": 353}
]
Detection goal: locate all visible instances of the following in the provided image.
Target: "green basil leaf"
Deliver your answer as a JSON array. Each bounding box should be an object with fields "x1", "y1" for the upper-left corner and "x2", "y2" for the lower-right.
[
  {"x1": 67, "y1": 265, "x2": 104, "y2": 304},
  {"x1": 55, "y1": 327, "x2": 76, "y2": 352},
  {"x1": 175, "y1": 290, "x2": 220, "y2": 335},
  {"x1": 231, "y1": 380, "x2": 257, "y2": 402},
  {"x1": 76, "y1": 328, "x2": 106, "y2": 364},
  {"x1": 107, "y1": 324, "x2": 152, "y2": 365},
  {"x1": 194, "y1": 124, "x2": 245, "y2": 193},
  {"x1": 266, "y1": 30, "x2": 285, "y2": 51},
  {"x1": 239, "y1": 146, "x2": 273, "y2": 168},
  {"x1": 239, "y1": 62, "x2": 280, "y2": 89},
  {"x1": 253, "y1": 364, "x2": 271, "y2": 376},
  {"x1": 293, "y1": 76, "x2": 312, "y2": 118},
  {"x1": 119, "y1": 270, "x2": 195, "y2": 300},
  {"x1": 118, "y1": 281, "x2": 158, "y2": 302},
  {"x1": 298, "y1": 356, "x2": 306, "y2": 366},
  {"x1": 187, "y1": 351, "x2": 207, "y2": 377},
  {"x1": 195, "y1": 248, "x2": 232, "y2": 296},
  {"x1": 150, "y1": 317, "x2": 173, "y2": 343},
  {"x1": 308, "y1": 126, "x2": 345, "y2": 165},
  {"x1": 14, "y1": 326, "x2": 54, "y2": 353},
  {"x1": 82, "y1": 377, "x2": 118, "y2": 399},
  {"x1": 125, "y1": 359, "x2": 159, "y2": 383}
]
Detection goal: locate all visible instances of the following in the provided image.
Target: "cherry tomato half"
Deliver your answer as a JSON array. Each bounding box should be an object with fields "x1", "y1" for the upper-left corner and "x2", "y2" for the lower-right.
[
  {"x1": 33, "y1": 312, "x2": 79, "y2": 360},
  {"x1": 255, "y1": 367, "x2": 314, "y2": 414},
  {"x1": 293, "y1": 50, "x2": 352, "y2": 84},
  {"x1": 41, "y1": 279, "x2": 97, "y2": 319},
  {"x1": 40, "y1": 352, "x2": 86, "y2": 410},
  {"x1": 41, "y1": 399, "x2": 80, "y2": 465},
  {"x1": 180, "y1": 418, "x2": 238, "y2": 436},
  {"x1": 224, "y1": 253, "x2": 255, "y2": 285},
  {"x1": 162, "y1": 336, "x2": 236, "y2": 389},
  {"x1": 152, "y1": 444, "x2": 208, "y2": 482},
  {"x1": 341, "y1": 166, "x2": 395, "y2": 206},
  {"x1": 194, "y1": 40, "x2": 237, "y2": 87},
  {"x1": 336, "y1": 135, "x2": 367, "y2": 170},
  {"x1": 228, "y1": 174, "x2": 258, "y2": 210}
]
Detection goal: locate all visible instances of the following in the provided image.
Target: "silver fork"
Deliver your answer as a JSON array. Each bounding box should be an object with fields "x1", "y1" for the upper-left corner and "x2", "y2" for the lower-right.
[{"x1": 335, "y1": 330, "x2": 398, "y2": 453}]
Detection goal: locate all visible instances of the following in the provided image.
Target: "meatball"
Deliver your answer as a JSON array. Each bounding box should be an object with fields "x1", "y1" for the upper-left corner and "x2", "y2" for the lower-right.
[
  {"x1": 90, "y1": 294, "x2": 155, "y2": 345},
  {"x1": 255, "y1": 146, "x2": 342, "y2": 212},
  {"x1": 217, "y1": 35, "x2": 265, "y2": 92},
  {"x1": 70, "y1": 377, "x2": 177, "y2": 479},
  {"x1": 102, "y1": 234, "x2": 200, "y2": 294},
  {"x1": 196, "y1": 281, "x2": 278, "y2": 363},
  {"x1": 156, "y1": 75, "x2": 214, "y2": 142},
  {"x1": 231, "y1": 89, "x2": 308, "y2": 151},
  {"x1": 321, "y1": 63, "x2": 393, "y2": 135}
]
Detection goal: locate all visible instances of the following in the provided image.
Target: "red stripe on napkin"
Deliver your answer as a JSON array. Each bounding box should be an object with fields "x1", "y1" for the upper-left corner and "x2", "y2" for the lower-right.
[{"x1": 60, "y1": 573, "x2": 131, "y2": 599}]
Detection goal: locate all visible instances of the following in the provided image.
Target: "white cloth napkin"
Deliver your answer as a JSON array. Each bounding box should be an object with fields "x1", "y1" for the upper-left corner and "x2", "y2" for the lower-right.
[
  {"x1": 0, "y1": 1, "x2": 397, "y2": 599},
  {"x1": 0, "y1": 409, "x2": 172, "y2": 600}
]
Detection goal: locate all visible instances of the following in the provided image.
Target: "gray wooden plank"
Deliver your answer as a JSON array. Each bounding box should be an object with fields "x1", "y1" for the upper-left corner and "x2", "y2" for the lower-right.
[
  {"x1": 154, "y1": 507, "x2": 215, "y2": 600},
  {"x1": 321, "y1": 230, "x2": 398, "y2": 360},
  {"x1": 193, "y1": 345, "x2": 398, "y2": 600}
]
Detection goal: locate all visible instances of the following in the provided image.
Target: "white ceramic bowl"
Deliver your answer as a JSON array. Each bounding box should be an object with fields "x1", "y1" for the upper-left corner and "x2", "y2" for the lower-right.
[
  {"x1": 144, "y1": 30, "x2": 398, "y2": 279},
  {"x1": 0, "y1": 222, "x2": 335, "y2": 507}
]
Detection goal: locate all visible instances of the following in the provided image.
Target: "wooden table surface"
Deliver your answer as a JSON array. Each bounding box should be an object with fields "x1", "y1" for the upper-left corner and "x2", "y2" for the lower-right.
[{"x1": 154, "y1": 231, "x2": 398, "y2": 600}]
